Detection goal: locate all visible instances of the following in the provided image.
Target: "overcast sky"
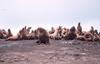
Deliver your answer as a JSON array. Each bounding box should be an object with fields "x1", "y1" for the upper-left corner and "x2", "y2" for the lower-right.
[{"x1": 0, "y1": 0, "x2": 100, "y2": 35}]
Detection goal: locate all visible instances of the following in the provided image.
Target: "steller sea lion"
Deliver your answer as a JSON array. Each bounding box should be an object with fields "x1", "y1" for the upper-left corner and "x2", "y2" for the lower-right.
[
  {"x1": 6, "y1": 29, "x2": 13, "y2": 38},
  {"x1": 36, "y1": 27, "x2": 50, "y2": 45},
  {"x1": 77, "y1": 22, "x2": 82, "y2": 35},
  {"x1": 61, "y1": 27, "x2": 69, "y2": 39},
  {"x1": 93, "y1": 30, "x2": 100, "y2": 41},
  {"x1": 65, "y1": 26, "x2": 77, "y2": 40},
  {"x1": 49, "y1": 27, "x2": 55, "y2": 34},
  {"x1": 49, "y1": 26, "x2": 62, "y2": 40},
  {"x1": 84, "y1": 32, "x2": 94, "y2": 41}
]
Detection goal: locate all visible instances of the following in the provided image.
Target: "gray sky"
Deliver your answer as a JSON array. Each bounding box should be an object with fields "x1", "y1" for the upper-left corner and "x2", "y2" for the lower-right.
[{"x1": 0, "y1": 0, "x2": 100, "y2": 35}]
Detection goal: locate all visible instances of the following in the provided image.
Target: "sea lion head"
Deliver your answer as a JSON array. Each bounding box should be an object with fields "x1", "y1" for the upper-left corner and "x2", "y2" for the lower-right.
[{"x1": 70, "y1": 26, "x2": 76, "y2": 33}]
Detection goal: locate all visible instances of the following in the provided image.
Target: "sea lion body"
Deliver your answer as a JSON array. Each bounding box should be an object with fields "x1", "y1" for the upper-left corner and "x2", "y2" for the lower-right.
[{"x1": 36, "y1": 28, "x2": 50, "y2": 45}]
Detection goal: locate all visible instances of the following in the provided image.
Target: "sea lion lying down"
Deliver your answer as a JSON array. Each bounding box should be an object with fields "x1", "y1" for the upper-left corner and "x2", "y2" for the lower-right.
[
  {"x1": 77, "y1": 27, "x2": 100, "y2": 41},
  {"x1": 36, "y1": 27, "x2": 50, "y2": 45},
  {"x1": 77, "y1": 32, "x2": 94, "y2": 41}
]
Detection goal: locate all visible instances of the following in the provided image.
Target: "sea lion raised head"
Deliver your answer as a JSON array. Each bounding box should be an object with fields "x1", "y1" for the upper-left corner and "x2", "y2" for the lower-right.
[
  {"x1": 7, "y1": 29, "x2": 13, "y2": 38},
  {"x1": 90, "y1": 26, "x2": 94, "y2": 35},
  {"x1": 77, "y1": 22, "x2": 82, "y2": 35},
  {"x1": 57, "y1": 26, "x2": 62, "y2": 36},
  {"x1": 17, "y1": 27, "x2": 27, "y2": 40},
  {"x1": 49, "y1": 27, "x2": 55, "y2": 34},
  {"x1": 26, "y1": 27, "x2": 31, "y2": 34}
]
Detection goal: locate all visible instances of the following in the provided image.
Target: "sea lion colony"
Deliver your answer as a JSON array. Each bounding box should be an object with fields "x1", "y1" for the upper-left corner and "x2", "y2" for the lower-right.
[{"x1": 0, "y1": 22, "x2": 100, "y2": 44}]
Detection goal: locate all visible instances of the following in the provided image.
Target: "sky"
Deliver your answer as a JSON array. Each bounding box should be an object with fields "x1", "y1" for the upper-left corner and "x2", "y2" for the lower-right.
[{"x1": 0, "y1": 0, "x2": 100, "y2": 35}]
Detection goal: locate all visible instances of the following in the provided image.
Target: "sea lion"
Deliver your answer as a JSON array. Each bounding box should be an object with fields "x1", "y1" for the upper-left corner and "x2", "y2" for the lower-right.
[
  {"x1": 65, "y1": 26, "x2": 77, "y2": 40},
  {"x1": 49, "y1": 27, "x2": 55, "y2": 34},
  {"x1": 93, "y1": 30, "x2": 100, "y2": 41},
  {"x1": 49, "y1": 26, "x2": 62, "y2": 40},
  {"x1": 77, "y1": 22, "x2": 82, "y2": 35},
  {"x1": 6, "y1": 35, "x2": 18, "y2": 41},
  {"x1": 6, "y1": 29, "x2": 13, "y2": 38},
  {"x1": 36, "y1": 27, "x2": 50, "y2": 45},
  {"x1": 98, "y1": 32, "x2": 100, "y2": 36},
  {"x1": 84, "y1": 32, "x2": 94, "y2": 41},
  {"x1": 90, "y1": 26, "x2": 95, "y2": 35},
  {"x1": 18, "y1": 26, "x2": 32, "y2": 40},
  {"x1": 77, "y1": 35, "x2": 85, "y2": 41},
  {"x1": 0, "y1": 29, "x2": 8, "y2": 39},
  {"x1": 0, "y1": 29, "x2": 4, "y2": 39},
  {"x1": 76, "y1": 31, "x2": 86, "y2": 41},
  {"x1": 26, "y1": 30, "x2": 38, "y2": 40},
  {"x1": 55, "y1": 26, "x2": 62, "y2": 40},
  {"x1": 26, "y1": 27, "x2": 32, "y2": 34},
  {"x1": 62, "y1": 27, "x2": 69, "y2": 39},
  {"x1": 18, "y1": 28, "x2": 27, "y2": 40}
]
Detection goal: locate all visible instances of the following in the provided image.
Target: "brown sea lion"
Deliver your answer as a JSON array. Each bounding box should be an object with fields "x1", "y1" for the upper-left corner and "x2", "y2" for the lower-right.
[
  {"x1": 93, "y1": 30, "x2": 100, "y2": 41},
  {"x1": 58, "y1": 26, "x2": 62, "y2": 37},
  {"x1": 26, "y1": 27, "x2": 32, "y2": 34},
  {"x1": 65, "y1": 26, "x2": 77, "y2": 40},
  {"x1": 99, "y1": 32, "x2": 100, "y2": 37},
  {"x1": 26, "y1": 30, "x2": 38, "y2": 40},
  {"x1": 6, "y1": 29, "x2": 13, "y2": 38},
  {"x1": 49, "y1": 26, "x2": 62, "y2": 40},
  {"x1": 90, "y1": 26, "x2": 95, "y2": 35},
  {"x1": 0, "y1": 29, "x2": 5, "y2": 39},
  {"x1": 49, "y1": 27, "x2": 55, "y2": 34},
  {"x1": 6, "y1": 35, "x2": 18, "y2": 41},
  {"x1": 36, "y1": 27, "x2": 50, "y2": 45},
  {"x1": 0, "y1": 29, "x2": 8, "y2": 39},
  {"x1": 55, "y1": 26, "x2": 62, "y2": 40},
  {"x1": 31, "y1": 30, "x2": 34, "y2": 33},
  {"x1": 62, "y1": 27, "x2": 69, "y2": 39},
  {"x1": 76, "y1": 31, "x2": 86, "y2": 41},
  {"x1": 18, "y1": 26, "x2": 32, "y2": 40},
  {"x1": 23, "y1": 27, "x2": 32, "y2": 40},
  {"x1": 84, "y1": 32, "x2": 94, "y2": 41},
  {"x1": 18, "y1": 28, "x2": 26, "y2": 40},
  {"x1": 77, "y1": 22, "x2": 82, "y2": 35},
  {"x1": 77, "y1": 35, "x2": 85, "y2": 41}
]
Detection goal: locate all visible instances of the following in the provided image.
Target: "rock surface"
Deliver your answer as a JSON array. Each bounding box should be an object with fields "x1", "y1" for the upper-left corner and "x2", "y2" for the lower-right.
[{"x1": 0, "y1": 39, "x2": 100, "y2": 64}]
